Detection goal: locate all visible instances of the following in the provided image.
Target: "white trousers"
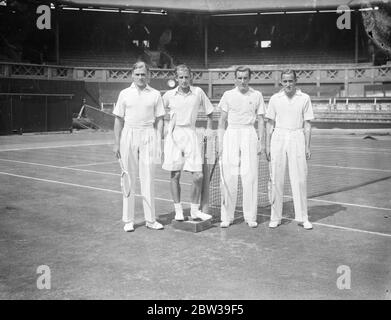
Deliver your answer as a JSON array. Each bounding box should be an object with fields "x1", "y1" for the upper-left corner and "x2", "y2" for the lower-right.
[
  {"x1": 120, "y1": 125, "x2": 158, "y2": 223},
  {"x1": 221, "y1": 125, "x2": 258, "y2": 223},
  {"x1": 270, "y1": 128, "x2": 308, "y2": 223}
]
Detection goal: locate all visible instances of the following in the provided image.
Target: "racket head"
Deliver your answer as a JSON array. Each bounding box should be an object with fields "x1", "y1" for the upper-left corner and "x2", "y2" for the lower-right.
[
  {"x1": 118, "y1": 158, "x2": 131, "y2": 198},
  {"x1": 120, "y1": 171, "x2": 131, "y2": 198}
]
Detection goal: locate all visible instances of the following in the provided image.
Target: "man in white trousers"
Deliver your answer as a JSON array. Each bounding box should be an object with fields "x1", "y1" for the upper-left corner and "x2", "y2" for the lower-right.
[
  {"x1": 162, "y1": 64, "x2": 214, "y2": 221},
  {"x1": 113, "y1": 61, "x2": 165, "y2": 232},
  {"x1": 218, "y1": 66, "x2": 266, "y2": 228},
  {"x1": 265, "y1": 69, "x2": 314, "y2": 230}
]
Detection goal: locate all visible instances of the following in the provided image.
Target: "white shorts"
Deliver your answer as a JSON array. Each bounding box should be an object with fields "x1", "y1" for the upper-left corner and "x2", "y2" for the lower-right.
[{"x1": 162, "y1": 126, "x2": 203, "y2": 172}]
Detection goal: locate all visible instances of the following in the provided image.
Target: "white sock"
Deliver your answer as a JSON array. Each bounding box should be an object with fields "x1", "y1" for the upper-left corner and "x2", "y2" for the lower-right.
[
  {"x1": 190, "y1": 203, "x2": 199, "y2": 215},
  {"x1": 174, "y1": 203, "x2": 183, "y2": 214}
]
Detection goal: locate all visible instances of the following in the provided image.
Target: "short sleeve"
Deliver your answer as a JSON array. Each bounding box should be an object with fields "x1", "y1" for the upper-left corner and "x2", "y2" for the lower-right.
[
  {"x1": 303, "y1": 96, "x2": 314, "y2": 121},
  {"x1": 112, "y1": 91, "x2": 125, "y2": 118},
  {"x1": 199, "y1": 88, "x2": 214, "y2": 115},
  {"x1": 256, "y1": 92, "x2": 266, "y2": 115},
  {"x1": 218, "y1": 92, "x2": 229, "y2": 113},
  {"x1": 265, "y1": 96, "x2": 276, "y2": 120},
  {"x1": 155, "y1": 92, "x2": 166, "y2": 118}
]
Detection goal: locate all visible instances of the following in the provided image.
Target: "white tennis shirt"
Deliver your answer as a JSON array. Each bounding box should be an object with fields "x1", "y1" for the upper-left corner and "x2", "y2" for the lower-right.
[
  {"x1": 218, "y1": 87, "x2": 266, "y2": 125},
  {"x1": 113, "y1": 83, "x2": 166, "y2": 126},
  {"x1": 162, "y1": 86, "x2": 214, "y2": 127},
  {"x1": 266, "y1": 89, "x2": 314, "y2": 129}
]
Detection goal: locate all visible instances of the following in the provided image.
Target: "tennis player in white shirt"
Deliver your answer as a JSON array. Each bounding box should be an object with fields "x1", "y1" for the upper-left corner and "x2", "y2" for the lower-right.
[
  {"x1": 162, "y1": 64, "x2": 214, "y2": 221},
  {"x1": 265, "y1": 69, "x2": 314, "y2": 230},
  {"x1": 218, "y1": 66, "x2": 266, "y2": 228},
  {"x1": 113, "y1": 61, "x2": 165, "y2": 232}
]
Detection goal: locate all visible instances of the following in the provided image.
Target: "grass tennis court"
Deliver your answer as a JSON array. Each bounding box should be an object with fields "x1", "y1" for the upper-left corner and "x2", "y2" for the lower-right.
[{"x1": 0, "y1": 129, "x2": 390, "y2": 299}]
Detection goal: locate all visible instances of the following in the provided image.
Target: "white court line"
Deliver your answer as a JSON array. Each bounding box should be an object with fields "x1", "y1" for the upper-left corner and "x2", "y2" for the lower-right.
[
  {"x1": 275, "y1": 191, "x2": 391, "y2": 211},
  {"x1": 310, "y1": 163, "x2": 391, "y2": 173},
  {"x1": 312, "y1": 146, "x2": 391, "y2": 155},
  {"x1": 1, "y1": 171, "x2": 391, "y2": 238},
  {"x1": 0, "y1": 142, "x2": 112, "y2": 152},
  {"x1": 307, "y1": 197, "x2": 391, "y2": 211},
  {"x1": 254, "y1": 213, "x2": 391, "y2": 238},
  {"x1": 313, "y1": 145, "x2": 391, "y2": 152},
  {"x1": 65, "y1": 161, "x2": 117, "y2": 168},
  {"x1": 0, "y1": 158, "x2": 118, "y2": 175},
  {"x1": 0, "y1": 159, "x2": 388, "y2": 208},
  {"x1": 0, "y1": 171, "x2": 190, "y2": 205},
  {"x1": 0, "y1": 158, "x2": 192, "y2": 186},
  {"x1": 265, "y1": 191, "x2": 391, "y2": 211}
]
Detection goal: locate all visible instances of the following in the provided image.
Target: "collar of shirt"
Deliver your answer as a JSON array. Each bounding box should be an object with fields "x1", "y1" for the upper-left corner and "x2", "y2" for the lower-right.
[
  {"x1": 174, "y1": 85, "x2": 195, "y2": 96},
  {"x1": 277, "y1": 88, "x2": 302, "y2": 98},
  {"x1": 130, "y1": 82, "x2": 152, "y2": 92}
]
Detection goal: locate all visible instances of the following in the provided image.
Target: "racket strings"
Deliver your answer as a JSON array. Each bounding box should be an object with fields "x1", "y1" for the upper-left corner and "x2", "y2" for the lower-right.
[
  {"x1": 118, "y1": 157, "x2": 132, "y2": 198},
  {"x1": 121, "y1": 172, "x2": 131, "y2": 197}
]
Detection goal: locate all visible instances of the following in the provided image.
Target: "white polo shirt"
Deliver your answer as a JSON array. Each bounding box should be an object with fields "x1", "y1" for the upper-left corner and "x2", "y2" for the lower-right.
[
  {"x1": 266, "y1": 89, "x2": 314, "y2": 129},
  {"x1": 163, "y1": 86, "x2": 214, "y2": 127},
  {"x1": 113, "y1": 83, "x2": 165, "y2": 126},
  {"x1": 218, "y1": 87, "x2": 266, "y2": 125}
]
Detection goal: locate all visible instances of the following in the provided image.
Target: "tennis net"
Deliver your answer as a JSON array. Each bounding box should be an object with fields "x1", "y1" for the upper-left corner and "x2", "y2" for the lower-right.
[{"x1": 198, "y1": 129, "x2": 390, "y2": 219}]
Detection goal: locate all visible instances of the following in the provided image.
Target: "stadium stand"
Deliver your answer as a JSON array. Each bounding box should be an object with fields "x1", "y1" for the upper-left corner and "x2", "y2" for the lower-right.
[{"x1": 0, "y1": 1, "x2": 390, "y2": 134}]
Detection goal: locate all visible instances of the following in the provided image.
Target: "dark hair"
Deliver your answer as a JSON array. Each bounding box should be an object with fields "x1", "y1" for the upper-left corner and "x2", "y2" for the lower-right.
[
  {"x1": 175, "y1": 64, "x2": 192, "y2": 76},
  {"x1": 280, "y1": 69, "x2": 297, "y2": 81},
  {"x1": 132, "y1": 61, "x2": 150, "y2": 73},
  {"x1": 235, "y1": 66, "x2": 252, "y2": 79}
]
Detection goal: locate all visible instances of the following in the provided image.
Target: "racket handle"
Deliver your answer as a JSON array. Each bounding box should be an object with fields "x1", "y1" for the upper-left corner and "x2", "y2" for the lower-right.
[{"x1": 200, "y1": 162, "x2": 210, "y2": 214}]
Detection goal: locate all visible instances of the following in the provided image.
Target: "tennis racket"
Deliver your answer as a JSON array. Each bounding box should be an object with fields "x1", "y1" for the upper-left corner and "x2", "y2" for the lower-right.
[
  {"x1": 208, "y1": 134, "x2": 230, "y2": 207},
  {"x1": 218, "y1": 156, "x2": 231, "y2": 207},
  {"x1": 118, "y1": 156, "x2": 131, "y2": 198},
  {"x1": 200, "y1": 130, "x2": 212, "y2": 213},
  {"x1": 267, "y1": 161, "x2": 275, "y2": 207}
]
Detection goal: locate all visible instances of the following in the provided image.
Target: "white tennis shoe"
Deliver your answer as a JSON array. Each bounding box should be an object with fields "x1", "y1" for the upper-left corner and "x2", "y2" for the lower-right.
[
  {"x1": 303, "y1": 221, "x2": 313, "y2": 230},
  {"x1": 123, "y1": 222, "x2": 134, "y2": 232},
  {"x1": 175, "y1": 211, "x2": 184, "y2": 221},
  {"x1": 268, "y1": 220, "x2": 281, "y2": 228},
  {"x1": 146, "y1": 221, "x2": 164, "y2": 230},
  {"x1": 246, "y1": 221, "x2": 258, "y2": 228},
  {"x1": 191, "y1": 211, "x2": 212, "y2": 221},
  {"x1": 220, "y1": 220, "x2": 232, "y2": 228}
]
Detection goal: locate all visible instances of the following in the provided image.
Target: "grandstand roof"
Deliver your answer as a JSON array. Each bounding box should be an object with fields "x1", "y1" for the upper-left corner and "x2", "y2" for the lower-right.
[{"x1": 58, "y1": 0, "x2": 379, "y2": 13}]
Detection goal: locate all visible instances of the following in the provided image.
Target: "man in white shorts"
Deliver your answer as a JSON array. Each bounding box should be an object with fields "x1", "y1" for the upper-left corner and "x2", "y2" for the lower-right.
[
  {"x1": 265, "y1": 69, "x2": 314, "y2": 230},
  {"x1": 113, "y1": 61, "x2": 165, "y2": 232},
  {"x1": 218, "y1": 66, "x2": 266, "y2": 228},
  {"x1": 162, "y1": 64, "x2": 214, "y2": 221}
]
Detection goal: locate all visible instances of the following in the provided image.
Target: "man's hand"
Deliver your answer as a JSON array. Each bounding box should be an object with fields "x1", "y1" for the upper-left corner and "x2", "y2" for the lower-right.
[
  {"x1": 113, "y1": 144, "x2": 120, "y2": 159},
  {"x1": 305, "y1": 148, "x2": 311, "y2": 160},
  {"x1": 257, "y1": 139, "x2": 264, "y2": 156},
  {"x1": 265, "y1": 144, "x2": 271, "y2": 162}
]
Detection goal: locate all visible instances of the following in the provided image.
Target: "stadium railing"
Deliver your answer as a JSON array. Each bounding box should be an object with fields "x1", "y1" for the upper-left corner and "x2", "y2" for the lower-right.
[{"x1": 1, "y1": 61, "x2": 390, "y2": 98}]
